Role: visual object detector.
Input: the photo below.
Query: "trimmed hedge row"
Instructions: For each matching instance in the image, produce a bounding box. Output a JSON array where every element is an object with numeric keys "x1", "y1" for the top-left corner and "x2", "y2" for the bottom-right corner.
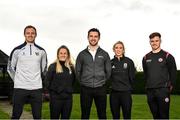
[
  {"x1": 133, "y1": 70, "x2": 180, "y2": 94},
  {"x1": 73, "y1": 70, "x2": 180, "y2": 95}
]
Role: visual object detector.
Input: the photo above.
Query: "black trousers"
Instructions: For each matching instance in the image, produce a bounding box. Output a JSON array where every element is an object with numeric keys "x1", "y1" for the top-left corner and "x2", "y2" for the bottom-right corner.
[
  {"x1": 80, "y1": 85, "x2": 107, "y2": 119},
  {"x1": 50, "y1": 91, "x2": 72, "y2": 119},
  {"x1": 11, "y1": 88, "x2": 42, "y2": 119},
  {"x1": 110, "y1": 90, "x2": 132, "y2": 119},
  {"x1": 147, "y1": 88, "x2": 170, "y2": 119}
]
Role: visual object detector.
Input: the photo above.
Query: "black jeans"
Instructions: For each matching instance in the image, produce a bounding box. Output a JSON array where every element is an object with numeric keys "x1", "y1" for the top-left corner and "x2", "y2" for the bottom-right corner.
[
  {"x1": 147, "y1": 88, "x2": 170, "y2": 119},
  {"x1": 110, "y1": 90, "x2": 132, "y2": 119},
  {"x1": 80, "y1": 85, "x2": 107, "y2": 119},
  {"x1": 11, "y1": 88, "x2": 42, "y2": 119},
  {"x1": 49, "y1": 91, "x2": 72, "y2": 119}
]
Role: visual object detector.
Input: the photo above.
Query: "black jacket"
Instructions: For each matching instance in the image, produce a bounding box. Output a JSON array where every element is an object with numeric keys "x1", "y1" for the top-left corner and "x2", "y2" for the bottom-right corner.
[
  {"x1": 110, "y1": 56, "x2": 136, "y2": 91},
  {"x1": 45, "y1": 61, "x2": 75, "y2": 97},
  {"x1": 142, "y1": 49, "x2": 177, "y2": 89},
  {"x1": 75, "y1": 47, "x2": 111, "y2": 88}
]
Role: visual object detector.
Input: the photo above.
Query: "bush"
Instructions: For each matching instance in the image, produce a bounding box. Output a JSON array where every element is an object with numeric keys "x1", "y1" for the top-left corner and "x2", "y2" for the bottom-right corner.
[{"x1": 73, "y1": 70, "x2": 180, "y2": 95}]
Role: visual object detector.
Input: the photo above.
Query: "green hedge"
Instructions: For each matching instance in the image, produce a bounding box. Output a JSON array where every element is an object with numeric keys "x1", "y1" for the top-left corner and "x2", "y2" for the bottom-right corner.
[
  {"x1": 173, "y1": 70, "x2": 180, "y2": 94},
  {"x1": 132, "y1": 71, "x2": 146, "y2": 94},
  {"x1": 73, "y1": 70, "x2": 180, "y2": 95},
  {"x1": 133, "y1": 70, "x2": 180, "y2": 95}
]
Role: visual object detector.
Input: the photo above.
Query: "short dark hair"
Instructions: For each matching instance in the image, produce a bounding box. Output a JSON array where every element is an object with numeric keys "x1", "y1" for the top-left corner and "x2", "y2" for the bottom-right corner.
[
  {"x1": 149, "y1": 32, "x2": 161, "y2": 39},
  {"x1": 24, "y1": 25, "x2": 37, "y2": 36},
  {"x1": 87, "y1": 28, "x2": 100, "y2": 38}
]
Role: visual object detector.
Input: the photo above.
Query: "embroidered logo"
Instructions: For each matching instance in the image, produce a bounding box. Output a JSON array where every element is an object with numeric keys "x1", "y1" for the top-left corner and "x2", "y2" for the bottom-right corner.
[
  {"x1": 165, "y1": 97, "x2": 169, "y2": 103},
  {"x1": 98, "y1": 56, "x2": 104, "y2": 59},
  {"x1": 146, "y1": 59, "x2": 152, "y2": 63},
  {"x1": 158, "y1": 58, "x2": 163, "y2": 62},
  {"x1": 123, "y1": 63, "x2": 128, "y2": 69}
]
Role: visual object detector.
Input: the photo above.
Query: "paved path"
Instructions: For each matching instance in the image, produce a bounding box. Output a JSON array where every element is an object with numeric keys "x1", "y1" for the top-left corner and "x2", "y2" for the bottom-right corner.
[{"x1": 0, "y1": 99, "x2": 33, "y2": 119}]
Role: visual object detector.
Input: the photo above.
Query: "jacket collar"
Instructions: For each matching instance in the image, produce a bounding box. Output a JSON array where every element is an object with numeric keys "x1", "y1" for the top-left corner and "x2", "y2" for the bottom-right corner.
[
  {"x1": 114, "y1": 55, "x2": 125, "y2": 61},
  {"x1": 24, "y1": 41, "x2": 35, "y2": 46},
  {"x1": 86, "y1": 46, "x2": 101, "y2": 52}
]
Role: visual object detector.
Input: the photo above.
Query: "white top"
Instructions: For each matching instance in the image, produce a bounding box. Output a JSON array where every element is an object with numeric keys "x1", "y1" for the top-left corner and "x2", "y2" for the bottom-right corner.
[
  {"x1": 7, "y1": 42, "x2": 47, "y2": 90},
  {"x1": 88, "y1": 46, "x2": 99, "y2": 61}
]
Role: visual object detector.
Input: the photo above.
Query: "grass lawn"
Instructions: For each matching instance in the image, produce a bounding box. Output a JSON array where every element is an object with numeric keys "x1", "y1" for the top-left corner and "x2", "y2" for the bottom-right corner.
[
  {"x1": 0, "y1": 108, "x2": 10, "y2": 119},
  {"x1": 24, "y1": 94, "x2": 180, "y2": 119}
]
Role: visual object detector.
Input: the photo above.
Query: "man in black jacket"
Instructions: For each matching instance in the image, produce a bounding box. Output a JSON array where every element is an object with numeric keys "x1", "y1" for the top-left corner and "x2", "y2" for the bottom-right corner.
[
  {"x1": 76, "y1": 28, "x2": 111, "y2": 119},
  {"x1": 142, "y1": 32, "x2": 177, "y2": 119}
]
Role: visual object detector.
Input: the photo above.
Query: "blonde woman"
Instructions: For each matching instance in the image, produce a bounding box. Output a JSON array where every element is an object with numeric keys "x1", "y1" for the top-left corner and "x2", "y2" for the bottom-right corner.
[
  {"x1": 110, "y1": 41, "x2": 136, "y2": 119},
  {"x1": 45, "y1": 45, "x2": 75, "y2": 119}
]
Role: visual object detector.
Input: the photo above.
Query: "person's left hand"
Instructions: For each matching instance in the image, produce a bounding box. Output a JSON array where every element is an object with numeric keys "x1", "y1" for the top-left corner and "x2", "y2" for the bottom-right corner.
[{"x1": 169, "y1": 85, "x2": 173, "y2": 93}]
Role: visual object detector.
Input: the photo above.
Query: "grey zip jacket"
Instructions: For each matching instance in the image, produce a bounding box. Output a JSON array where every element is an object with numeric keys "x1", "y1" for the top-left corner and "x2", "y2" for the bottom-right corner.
[
  {"x1": 7, "y1": 42, "x2": 47, "y2": 90},
  {"x1": 75, "y1": 47, "x2": 111, "y2": 88}
]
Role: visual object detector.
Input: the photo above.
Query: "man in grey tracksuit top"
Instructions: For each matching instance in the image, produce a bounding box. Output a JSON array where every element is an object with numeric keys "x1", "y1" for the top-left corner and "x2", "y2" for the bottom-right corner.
[
  {"x1": 76, "y1": 28, "x2": 111, "y2": 119},
  {"x1": 7, "y1": 25, "x2": 47, "y2": 119}
]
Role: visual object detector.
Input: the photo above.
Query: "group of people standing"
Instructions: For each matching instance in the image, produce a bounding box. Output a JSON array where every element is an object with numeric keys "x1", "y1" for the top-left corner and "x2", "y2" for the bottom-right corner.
[{"x1": 7, "y1": 25, "x2": 177, "y2": 119}]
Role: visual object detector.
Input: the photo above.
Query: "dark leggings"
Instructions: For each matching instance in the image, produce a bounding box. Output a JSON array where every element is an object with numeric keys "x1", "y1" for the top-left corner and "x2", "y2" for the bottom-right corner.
[
  {"x1": 110, "y1": 90, "x2": 132, "y2": 119},
  {"x1": 50, "y1": 92, "x2": 72, "y2": 119}
]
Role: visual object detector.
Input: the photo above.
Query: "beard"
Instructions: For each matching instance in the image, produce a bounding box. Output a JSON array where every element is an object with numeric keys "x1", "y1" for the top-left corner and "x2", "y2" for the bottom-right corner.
[{"x1": 89, "y1": 41, "x2": 98, "y2": 46}]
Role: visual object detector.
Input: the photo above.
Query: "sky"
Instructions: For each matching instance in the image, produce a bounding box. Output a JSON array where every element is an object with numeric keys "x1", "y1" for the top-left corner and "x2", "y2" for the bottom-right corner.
[{"x1": 0, "y1": 0, "x2": 180, "y2": 71}]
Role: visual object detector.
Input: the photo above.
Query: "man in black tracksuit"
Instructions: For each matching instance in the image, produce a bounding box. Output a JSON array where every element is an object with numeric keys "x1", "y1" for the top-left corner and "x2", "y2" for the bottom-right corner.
[
  {"x1": 142, "y1": 32, "x2": 177, "y2": 119},
  {"x1": 76, "y1": 28, "x2": 111, "y2": 119},
  {"x1": 110, "y1": 41, "x2": 136, "y2": 119}
]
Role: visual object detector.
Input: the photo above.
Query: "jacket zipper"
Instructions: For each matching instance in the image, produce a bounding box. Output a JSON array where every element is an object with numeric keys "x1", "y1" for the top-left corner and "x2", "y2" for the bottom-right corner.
[
  {"x1": 88, "y1": 50, "x2": 95, "y2": 88},
  {"x1": 93, "y1": 58, "x2": 95, "y2": 88},
  {"x1": 93, "y1": 51, "x2": 98, "y2": 88},
  {"x1": 30, "y1": 45, "x2": 32, "y2": 55}
]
